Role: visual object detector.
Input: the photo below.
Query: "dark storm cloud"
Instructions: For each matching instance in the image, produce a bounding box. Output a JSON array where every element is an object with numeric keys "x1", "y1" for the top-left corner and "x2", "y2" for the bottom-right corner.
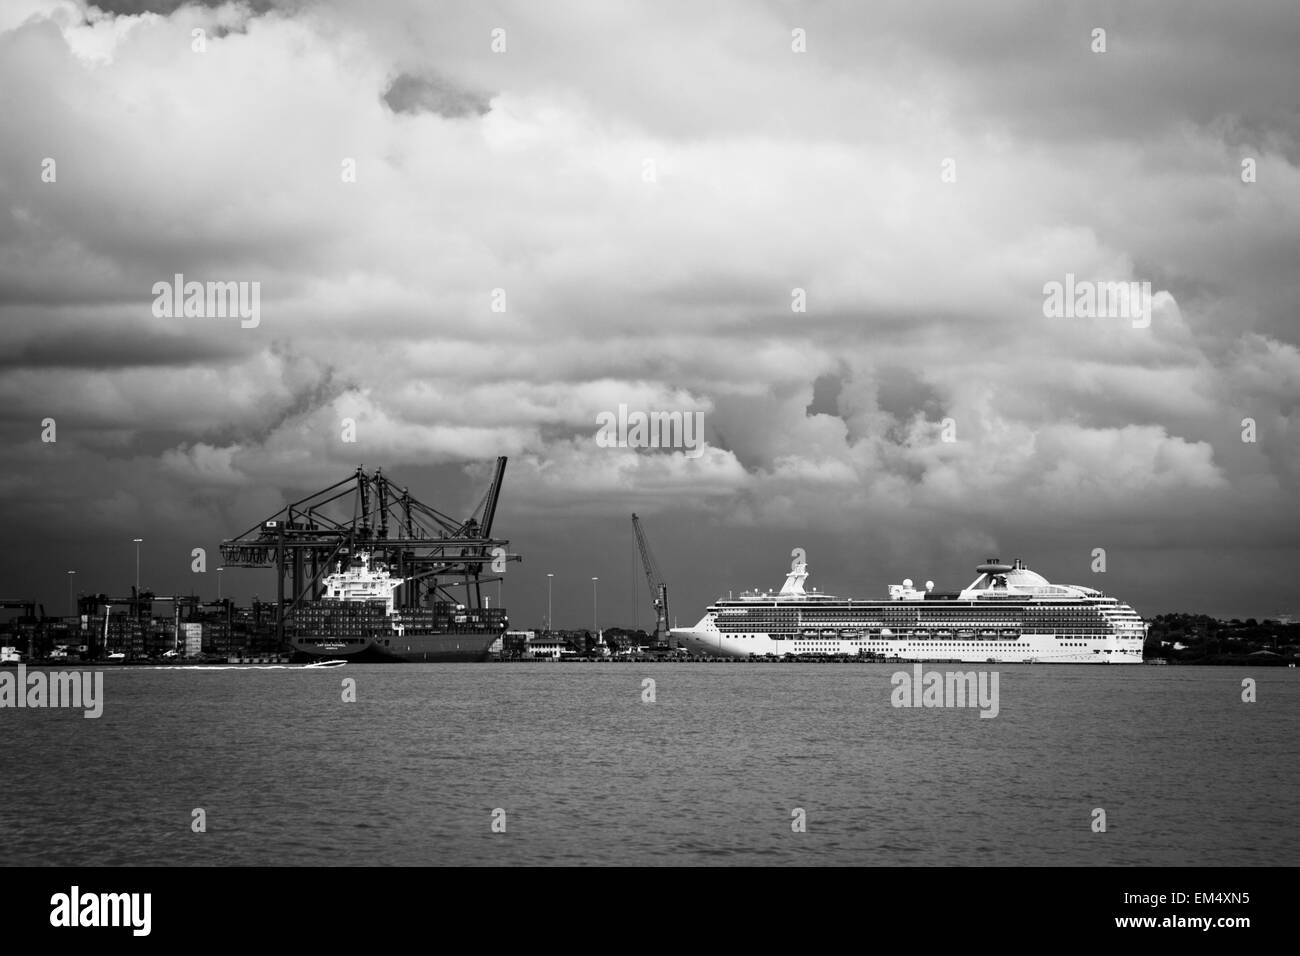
[
  {"x1": 874, "y1": 367, "x2": 944, "y2": 425},
  {"x1": 89, "y1": 0, "x2": 280, "y2": 13},
  {"x1": 0, "y1": 0, "x2": 1296, "y2": 625},
  {"x1": 805, "y1": 371, "x2": 843, "y2": 417},
  {"x1": 782, "y1": 0, "x2": 1300, "y2": 154},
  {"x1": 381, "y1": 72, "x2": 491, "y2": 118},
  {"x1": 240, "y1": 352, "x2": 351, "y2": 444},
  {"x1": 0, "y1": 325, "x2": 248, "y2": 370}
]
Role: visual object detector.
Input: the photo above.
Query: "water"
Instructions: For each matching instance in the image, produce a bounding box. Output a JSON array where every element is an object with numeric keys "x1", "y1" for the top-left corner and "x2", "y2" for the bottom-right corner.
[{"x1": 2, "y1": 664, "x2": 1296, "y2": 866}]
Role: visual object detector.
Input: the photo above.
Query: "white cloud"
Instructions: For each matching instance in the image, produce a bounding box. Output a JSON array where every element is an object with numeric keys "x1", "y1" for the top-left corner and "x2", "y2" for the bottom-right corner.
[{"x1": 0, "y1": 0, "x2": 1297, "y2": 618}]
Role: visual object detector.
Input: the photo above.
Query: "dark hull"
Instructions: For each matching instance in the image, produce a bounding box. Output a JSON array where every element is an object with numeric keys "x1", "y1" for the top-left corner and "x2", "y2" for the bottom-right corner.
[{"x1": 291, "y1": 631, "x2": 500, "y2": 663}]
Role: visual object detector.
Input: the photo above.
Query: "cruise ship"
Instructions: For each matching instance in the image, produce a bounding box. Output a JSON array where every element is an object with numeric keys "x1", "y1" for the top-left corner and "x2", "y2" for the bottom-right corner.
[
  {"x1": 290, "y1": 552, "x2": 507, "y2": 662},
  {"x1": 672, "y1": 556, "x2": 1147, "y2": 663}
]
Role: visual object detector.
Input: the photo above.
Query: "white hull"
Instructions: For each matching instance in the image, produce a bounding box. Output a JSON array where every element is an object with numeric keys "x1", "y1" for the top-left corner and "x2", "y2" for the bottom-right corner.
[{"x1": 671, "y1": 624, "x2": 1143, "y2": 663}]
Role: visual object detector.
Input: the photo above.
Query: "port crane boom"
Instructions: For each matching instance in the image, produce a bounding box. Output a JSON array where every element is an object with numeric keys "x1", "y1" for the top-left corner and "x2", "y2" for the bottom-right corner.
[{"x1": 631, "y1": 513, "x2": 671, "y2": 647}]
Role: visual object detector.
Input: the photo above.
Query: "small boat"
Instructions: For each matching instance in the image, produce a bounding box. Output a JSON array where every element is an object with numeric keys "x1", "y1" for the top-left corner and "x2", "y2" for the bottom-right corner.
[{"x1": 303, "y1": 659, "x2": 347, "y2": 668}]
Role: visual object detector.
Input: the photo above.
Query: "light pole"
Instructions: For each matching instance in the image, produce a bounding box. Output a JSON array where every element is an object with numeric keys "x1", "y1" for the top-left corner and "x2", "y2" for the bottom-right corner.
[
  {"x1": 547, "y1": 573, "x2": 554, "y2": 633},
  {"x1": 217, "y1": 567, "x2": 224, "y2": 603},
  {"x1": 66, "y1": 570, "x2": 75, "y2": 618},
  {"x1": 133, "y1": 538, "x2": 143, "y2": 615},
  {"x1": 592, "y1": 576, "x2": 599, "y2": 636}
]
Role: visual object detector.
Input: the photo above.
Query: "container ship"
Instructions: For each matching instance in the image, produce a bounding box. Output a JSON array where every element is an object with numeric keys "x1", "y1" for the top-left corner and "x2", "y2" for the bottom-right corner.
[
  {"x1": 290, "y1": 551, "x2": 507, "y2": 662},
  {"x1": 672, "y1": 556, "x2": 1147, "y2": 663}
]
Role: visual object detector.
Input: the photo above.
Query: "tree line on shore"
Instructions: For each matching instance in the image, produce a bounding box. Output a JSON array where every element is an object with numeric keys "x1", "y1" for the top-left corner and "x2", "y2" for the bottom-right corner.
[{"x1": 1145, "y1": 613, "x2": 1298, "y2": 664}]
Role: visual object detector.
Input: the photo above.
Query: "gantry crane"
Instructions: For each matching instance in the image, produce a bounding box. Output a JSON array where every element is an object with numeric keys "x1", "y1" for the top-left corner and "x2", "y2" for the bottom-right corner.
[
  {"x1": 631, "y1": 513, "x2": 671, "y2": 647},
  {"x1": 220, "y1": 457, "x2": 519, "y2": 645}
]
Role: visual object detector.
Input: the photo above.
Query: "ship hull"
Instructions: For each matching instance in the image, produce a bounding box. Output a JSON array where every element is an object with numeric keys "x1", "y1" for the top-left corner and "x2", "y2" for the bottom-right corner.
[
  {"x1": 291, "y1": 631, "x2": 500, "y2": 663},
  {"x1": 671, "y1": 627, "x2": 1144, "y2": 663}
]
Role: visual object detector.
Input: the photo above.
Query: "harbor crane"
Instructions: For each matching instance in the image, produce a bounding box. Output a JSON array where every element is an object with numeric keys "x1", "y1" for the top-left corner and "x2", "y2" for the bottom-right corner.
[
  {"x1": 219, "y1": 456, "x2": 520, "y2": 645},
  {"x1": 631, "y1": 513, "x2": 672, "y2": 648}
]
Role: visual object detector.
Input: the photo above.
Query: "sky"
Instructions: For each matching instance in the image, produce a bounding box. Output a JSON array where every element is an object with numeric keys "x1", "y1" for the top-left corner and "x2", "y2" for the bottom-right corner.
[{"x1": 1, "y1": 0, "x2": 1297, "y2": 627}]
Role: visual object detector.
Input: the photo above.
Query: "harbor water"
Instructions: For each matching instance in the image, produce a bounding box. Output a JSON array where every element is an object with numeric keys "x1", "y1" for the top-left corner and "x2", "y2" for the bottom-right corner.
[{"x1": 2, "y1": 664, "x2": 1296, "y2": 866}]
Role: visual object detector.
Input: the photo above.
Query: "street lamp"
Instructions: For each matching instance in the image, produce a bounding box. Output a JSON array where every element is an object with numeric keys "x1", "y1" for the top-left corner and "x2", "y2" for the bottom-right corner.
[
  {"x1": 131, "y1": 537, "x2": 144, "y2": 631},
  {"x1": 547, "y1": 573, "x2": 554, "y2": 633},
  {"x1": 66, "y1": 570, "x2": 75, "y2": 618},
  {"x1": 592, "y1": 576, "x2": 599, "y2": 635},
  {"x1": 132, "y1": 538, "x2": 143, "y2": 613}
]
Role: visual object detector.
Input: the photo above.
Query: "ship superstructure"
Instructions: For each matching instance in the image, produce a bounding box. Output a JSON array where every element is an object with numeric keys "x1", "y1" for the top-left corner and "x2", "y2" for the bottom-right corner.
[{"x1": 672, "y1": 556, "x2": 1146, "y2": 663}]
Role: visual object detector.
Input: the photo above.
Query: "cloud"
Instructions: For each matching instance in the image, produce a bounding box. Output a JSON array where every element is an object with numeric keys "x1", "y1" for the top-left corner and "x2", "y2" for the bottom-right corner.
[
  {"x1": 381, "y1": 71, "x2": 490, "y2": 117},
  {"x1": 0, "y1": 0, "x2": 1297, "y2": 620}
]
